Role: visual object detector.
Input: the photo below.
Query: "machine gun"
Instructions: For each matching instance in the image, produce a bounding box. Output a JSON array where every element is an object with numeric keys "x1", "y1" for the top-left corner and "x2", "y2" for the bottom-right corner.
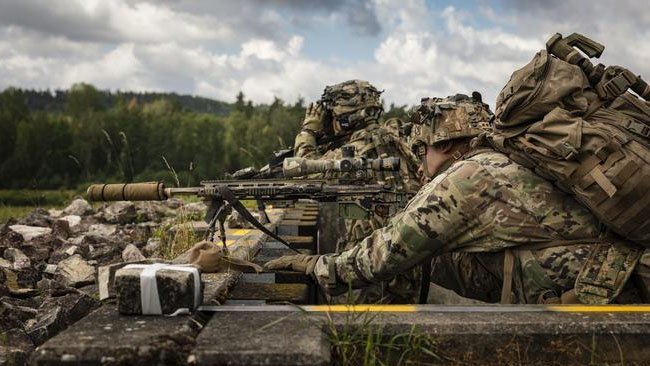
[{"x1": 86, "y1": 155, "x2": 409, "y2": 254}]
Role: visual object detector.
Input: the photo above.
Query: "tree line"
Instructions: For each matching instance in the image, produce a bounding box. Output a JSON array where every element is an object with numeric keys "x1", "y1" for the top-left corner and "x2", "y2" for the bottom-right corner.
[{"x1": 0, "y1": 83, "x2": 408, "y2": 189}]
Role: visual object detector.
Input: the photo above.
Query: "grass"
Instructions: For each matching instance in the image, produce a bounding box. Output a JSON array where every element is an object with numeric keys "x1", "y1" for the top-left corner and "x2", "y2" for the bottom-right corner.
[
  {"x1": 0, "y1": 189, "x2": 83, "y2": 224},
  {"x1": 324, "y1": 310, "x2": 443, "y2": 366},
  {"x1": 153, "y1": 206, "x2": 199, "y2": 260}
]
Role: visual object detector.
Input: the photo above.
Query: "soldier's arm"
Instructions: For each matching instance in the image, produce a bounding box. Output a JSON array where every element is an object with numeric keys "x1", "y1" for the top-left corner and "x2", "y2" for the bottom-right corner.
[
  {"x1": 294, "y1": 102, "x2": 327, "y2": 159},
  {"x1": 293, "y1": 130, "x2": 320, "y2": 159},
  {"x1": 313, "y1": 167, "x2": 474, "y2": 293}
]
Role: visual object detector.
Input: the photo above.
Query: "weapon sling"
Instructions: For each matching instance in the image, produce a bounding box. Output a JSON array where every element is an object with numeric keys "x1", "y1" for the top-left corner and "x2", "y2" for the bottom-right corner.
[{"x1": 217, "y1": 186, "x2": 301, "y2": 254}]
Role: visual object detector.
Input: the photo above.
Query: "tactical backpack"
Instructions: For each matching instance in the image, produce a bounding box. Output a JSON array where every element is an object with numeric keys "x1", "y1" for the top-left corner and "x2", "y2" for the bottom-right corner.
[{"x1": 488, "y1": 32, "x2": 650, "y2": 248}]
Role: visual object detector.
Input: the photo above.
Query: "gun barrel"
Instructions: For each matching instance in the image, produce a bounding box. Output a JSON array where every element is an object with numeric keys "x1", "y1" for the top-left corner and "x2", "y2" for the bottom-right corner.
[{"x1": 87, "y1": 182, "x2": 169, "y2": 202}]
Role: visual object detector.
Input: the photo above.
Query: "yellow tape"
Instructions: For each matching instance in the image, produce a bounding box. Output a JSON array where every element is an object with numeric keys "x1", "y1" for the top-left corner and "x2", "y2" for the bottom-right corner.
[
  {"x1": 303, "y1": 305, "x2": 417, "y2": 312},
  {"x1": 228, "y1": 229, "x2": 253, "y2": 236},
  {"x1": 546, "y1": 305, "x2": 650, "y2": 313}
]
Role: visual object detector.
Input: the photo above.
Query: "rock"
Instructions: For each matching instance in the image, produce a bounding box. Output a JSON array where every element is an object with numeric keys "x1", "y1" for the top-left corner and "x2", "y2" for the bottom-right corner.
[
  {"x1": 0, "y1": 257, "x2": 12, "y2": 269},
  {"x1": 68, "y1": 235, "x2": 84, "y2": 246},
  {"x1": 134, "y1": 202, "x2": 172, "y2": 222},
  {"x1": 51, "y1": 219, "x2": 71, "y2": 239},
  {"x1": 65, "y1": 245, "x2": 80, "y2": 256},
  {"x1": 122, "y1": 244, "x2": 145, "y2": 262},
  {"x1": 9, "y1": 225, "x2": 52, "y2": 241},
  {"x1": 164, "y1": 198, "x2": 183, "y2": 209},
  {"x1": 1, "y1": 268, "x2": 40, "y2": 298},
  {"x1": 0, "y1": 328, "x2": 34, "y2": 366},
  {"x1": 25, "y1": 289, "x2": 99, "y2": 346},
  {"x1": 143, "y1": 238, "x2": 162, "y2": 257},
  {"x1": 48, "y1": 208, "x2": 63, "y2": 218},
  {"x1": 21, "y1": 240, "x2": 55, "y2": 264},
  {"x1": 1, "y1": 300, "x2": 38, "y2": 323},
  {"x1": 183, "y1": 202, "x2": 206, "y2": 217},
  {"x1": 43, "y1": 264, "x2": 57, "y2": 275},
  {"x1": 37, "y1": 278, "x2": 52, "y2": 291},
  {"x1": 17, "y1": 208, "x2": 52, "y2": 227},
  {"x1": 87, "y1": 244, "x2": 119, "y2": 264},
  {"x1": 0, "y1": 223, "x2": 24, "y2": 248},
  {"x1": 55, "y1": 255, "x2": 95, "y2": 288},
  {"x1": 4, "y1": 247, "x2": 31, "y2": 270},
  {"x1": 115, "y1": 264, "x2": 202, "y2": 315},
  {"x1": 87, "y1": 224, "x2": 116, "y2": 238},
  {"x1": 1, "y1": 267, "x2": 39, "y2": 290},
  {"x1": 62, "y1": 198, "x2": 93, "y2": 216},
  {"x1": 60, "y1": 215, "x2": 81, "y2": 228},
  {"x1": 102, "y1": 201, "x2": 137, "y2": 224}
]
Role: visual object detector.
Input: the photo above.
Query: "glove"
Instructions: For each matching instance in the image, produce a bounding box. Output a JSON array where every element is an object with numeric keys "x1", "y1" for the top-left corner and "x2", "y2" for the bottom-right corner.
[
  {"x1": 301, "y1": 102, "x2": 326, "y2": 136},
  {"x1": 264, "y1": 254, "x2": 320, "y2": 275}
]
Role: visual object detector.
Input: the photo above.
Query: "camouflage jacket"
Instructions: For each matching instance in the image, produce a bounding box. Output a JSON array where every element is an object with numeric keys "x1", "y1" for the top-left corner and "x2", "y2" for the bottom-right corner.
[
  {"x1": 314, "y1": 149, "x2": 640, "y2": 304},
  {"x1": 294, "y1": 119, "x2": 423, "y2": 303},
  {"x1": 294, "y1": 120, "x2": 421, "y2": 243}
]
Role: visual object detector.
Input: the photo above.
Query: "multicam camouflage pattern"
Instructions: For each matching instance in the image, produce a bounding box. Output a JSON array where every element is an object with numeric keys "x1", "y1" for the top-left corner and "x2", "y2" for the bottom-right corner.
[
  {"x1": 314, "y1": 149, "x2": 641, "y2": 304},
  {"x1": 293, "y1": 82, "x2": 422, "y2": 303},
  {"x1": 321, "y1": 79, "x2": 382, "y2": 117},
  {"x1": 409, "y1": 94, "x2": 493, "y2": 148}
]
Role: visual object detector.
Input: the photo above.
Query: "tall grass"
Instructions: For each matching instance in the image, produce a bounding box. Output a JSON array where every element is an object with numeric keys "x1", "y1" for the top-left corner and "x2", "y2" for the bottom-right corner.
[{"x1": 324, "y1": 310, "x2": 443, "y2": 366}]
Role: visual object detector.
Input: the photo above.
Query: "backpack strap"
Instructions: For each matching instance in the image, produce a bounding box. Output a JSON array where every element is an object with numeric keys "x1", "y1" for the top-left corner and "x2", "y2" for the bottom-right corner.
[
  {"x1": 595, "y1": 67, "x2": 650, "y2": 102},
  {"x1": 499, "y1": 238, "x2": 609, "y2": 304}
]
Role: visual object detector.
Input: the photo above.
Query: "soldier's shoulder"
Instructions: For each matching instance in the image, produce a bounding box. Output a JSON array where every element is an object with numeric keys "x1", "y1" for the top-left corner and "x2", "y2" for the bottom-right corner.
[{"x1": 438, "y1": 149, "x2": 511, "y2": 188}]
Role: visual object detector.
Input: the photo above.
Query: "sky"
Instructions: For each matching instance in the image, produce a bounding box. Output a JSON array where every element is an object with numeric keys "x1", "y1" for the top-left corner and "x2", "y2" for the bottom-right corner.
[{"x1": 0, "y1": 0, "x2": 648, "y2": 109}]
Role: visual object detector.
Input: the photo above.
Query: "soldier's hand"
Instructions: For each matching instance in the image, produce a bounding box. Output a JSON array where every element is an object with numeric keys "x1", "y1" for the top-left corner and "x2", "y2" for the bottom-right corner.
[
  {"x1": 301, "y1": 102, "x2": 326, "y2": 135},
  {"x1": 264, "y1": 254, "x2": 320, "y2": 275}
]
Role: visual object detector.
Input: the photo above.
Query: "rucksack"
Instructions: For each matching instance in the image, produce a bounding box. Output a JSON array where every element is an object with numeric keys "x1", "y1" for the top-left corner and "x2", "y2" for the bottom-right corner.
[{"x1": 488, "y1": 32, "x2": 650, "y2": 248}]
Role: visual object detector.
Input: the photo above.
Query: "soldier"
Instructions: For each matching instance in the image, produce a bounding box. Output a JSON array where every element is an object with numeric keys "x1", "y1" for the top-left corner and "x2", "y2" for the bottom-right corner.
[
  {"x1": 267, "y1": 93, "x2": 647, "y2": 305},
  {"x1": 294, "y1": 80, "x2": 422, "y2": 303}
]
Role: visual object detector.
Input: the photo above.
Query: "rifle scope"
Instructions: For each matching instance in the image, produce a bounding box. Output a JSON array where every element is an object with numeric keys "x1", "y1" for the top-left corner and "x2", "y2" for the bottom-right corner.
[{"x1": 282, "y1": 156, "x2": 400, "y2": 178}]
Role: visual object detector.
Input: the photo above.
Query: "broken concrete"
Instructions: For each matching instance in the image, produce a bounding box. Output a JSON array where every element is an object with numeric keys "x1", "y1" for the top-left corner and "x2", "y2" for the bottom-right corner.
[
  {"x1": 4, "y1": 247, "x2": 31, "y2": 270},
  {"x1": 121, "y1": 243, "x2": 145, "y2": 262},
  {"x1": 86, "y1": 223, "x2": 117, "y2": 238},
  {"x1": 0, "y1": 328, "x2": 35, "y2": 366},
  {"x1": 115, "y1": 265, "x2": 201, "y2": 315},
  {"x1": 102, "y1": 201, "x2": 137, "y2": 224},
  {"x1": 54, "y1": 255, "x2": 95, "y2": 288},
  {"x1": 9, "y1": 225, "x2": 52, "y2": 242},
  {"x1": 62, "y1": 198, "x2": 93, "y2": 216},
  {"x1": 25, "y1": 289, "x2": 99, "y2": 346}
]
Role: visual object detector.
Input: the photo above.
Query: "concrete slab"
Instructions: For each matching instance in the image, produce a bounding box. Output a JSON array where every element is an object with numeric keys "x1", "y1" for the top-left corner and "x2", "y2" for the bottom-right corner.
[
  {"x1": 196, "y1": 305, "x2": 650, "y2": 365},
  {"x1": 192, "y1": 311, "x2": 330, "y2": 366},
  {"x1": 30, "y1": 305, "x2": 202, "y2": 365}
]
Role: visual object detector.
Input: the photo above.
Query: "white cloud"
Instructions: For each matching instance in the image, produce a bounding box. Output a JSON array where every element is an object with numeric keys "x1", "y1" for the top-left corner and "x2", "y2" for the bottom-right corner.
[{"x1": 0, "y1": 0, "x2": 647, "y2": 111}]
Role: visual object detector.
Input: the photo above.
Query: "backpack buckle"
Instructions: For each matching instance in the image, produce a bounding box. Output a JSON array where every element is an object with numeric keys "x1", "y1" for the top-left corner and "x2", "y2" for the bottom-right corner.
[
  {"x1": 596, "y1": 69, "x2": 637, "y2": 100},
  {"x1": 624, "y1": 119, "x2": 650, "y2": 138}
]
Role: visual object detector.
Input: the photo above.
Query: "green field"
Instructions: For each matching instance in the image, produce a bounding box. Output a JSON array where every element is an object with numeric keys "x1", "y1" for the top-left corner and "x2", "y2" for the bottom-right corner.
[{"x1": 0, "y1": 189, "x2": 83, "y2": 224}]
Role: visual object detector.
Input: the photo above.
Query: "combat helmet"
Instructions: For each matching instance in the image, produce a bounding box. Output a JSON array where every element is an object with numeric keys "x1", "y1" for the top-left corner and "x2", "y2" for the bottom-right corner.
[
  {"x1": 320, "y1": 80, "x2": 383, "y2": 131},
  {"x1": 409, "y1": 92, "x2": 493, "y2": 153}
]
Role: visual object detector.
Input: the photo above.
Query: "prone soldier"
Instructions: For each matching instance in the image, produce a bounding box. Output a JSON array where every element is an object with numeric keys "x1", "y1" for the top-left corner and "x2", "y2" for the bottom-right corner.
[{"x1": 268, "y1": 93, "x2": 649, "y2": 305}]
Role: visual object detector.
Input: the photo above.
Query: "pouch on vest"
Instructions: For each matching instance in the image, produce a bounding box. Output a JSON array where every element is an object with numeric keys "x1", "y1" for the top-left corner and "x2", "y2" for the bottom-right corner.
[{"x1": 574, "y1": 241, "x2": 642, "y2": 304}]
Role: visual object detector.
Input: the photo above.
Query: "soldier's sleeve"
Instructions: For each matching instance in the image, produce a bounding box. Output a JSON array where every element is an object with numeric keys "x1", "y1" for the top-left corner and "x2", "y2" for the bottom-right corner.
[
  {"x1": 293, "y1": 130, "x2": 320, "y2": 159},
  {"x1": 313, "y1": 162, "x2": 480, "y2": 294}
]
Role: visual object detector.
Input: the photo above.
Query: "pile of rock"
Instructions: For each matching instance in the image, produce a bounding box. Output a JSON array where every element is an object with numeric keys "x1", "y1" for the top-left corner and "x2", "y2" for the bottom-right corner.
[{"x1": 0, "y1": 197, "x2": 188, "y2": 365}]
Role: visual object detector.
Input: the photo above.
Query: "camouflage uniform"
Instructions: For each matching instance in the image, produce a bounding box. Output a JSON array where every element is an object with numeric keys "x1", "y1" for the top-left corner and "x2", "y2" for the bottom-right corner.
[
  {"x1": 313, "y1": 148, "x2": 643, "y2": 304},
  {"x1": 304, "y1": 94, "x2": 645, "y2": 305},
  {"x1": 293, "y1": 80, "x2": 422, "y2": 303}
]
